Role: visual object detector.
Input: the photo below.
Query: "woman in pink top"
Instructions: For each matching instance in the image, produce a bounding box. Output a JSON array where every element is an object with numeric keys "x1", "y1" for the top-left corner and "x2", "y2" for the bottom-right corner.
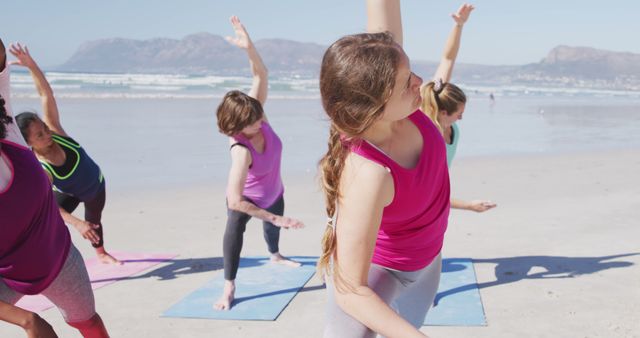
[
  {"x1": 317, "y1": 2, "x2": 449, "y2": 337},
  {"x1": 213, "y1": 16, "x2": 304, "y2": 311},
  {"x1": 0, "y1": 39, "x2": 109, "y2": 338}
]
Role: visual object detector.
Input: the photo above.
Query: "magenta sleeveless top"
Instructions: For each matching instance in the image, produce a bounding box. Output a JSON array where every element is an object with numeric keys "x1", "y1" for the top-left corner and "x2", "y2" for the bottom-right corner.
[
  {"x1": 0, "y1": 139, "x2": 71, "y2": 295},
  {"x1": 350, "y1": 111, "x2": 450, "y2": 271},
  {"x1": 233, "y1": 121, "x2": 284, "y2": 208}
]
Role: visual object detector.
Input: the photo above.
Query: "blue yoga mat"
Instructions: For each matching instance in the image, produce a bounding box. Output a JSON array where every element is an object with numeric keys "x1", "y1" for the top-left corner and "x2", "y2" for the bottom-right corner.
[
  {"x1": 163, "y1": 256, "x2": 317, "y2": 321},
  {"x1": 424, "y1": 258, "x2": 486, "y2": 326}
]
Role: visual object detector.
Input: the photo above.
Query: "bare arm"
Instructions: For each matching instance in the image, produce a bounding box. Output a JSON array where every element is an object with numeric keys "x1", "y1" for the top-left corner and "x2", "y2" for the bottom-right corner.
[
  {"x1": 226, "y1": 143, "x2": 303, "y2": 229},
  {"x1": 225, "y1": 16, "x2": 268, "y2": 108},
  {"x1": 433, "y1": 4, "x2": 474, "y2": 83},
  {"x1": 0, "y1": 39, "x2": 5, "y2": 72},
  {"x1": 36, "y1": 170, "x2": 101, "y2": 243},
  {"x1": 0, "y1": 301, "x2": 58, "y2": 338},
  {"x1": 59, "y1": 208, "x2": 102, "y2": 244},
  {"x1": 0, "y1": 40, "x2": 28, "y2": 146},
  {"x1": 451, "y1": 198, "x2": 496, "y2": 212},
  {"x1": 9, "y1": 43, "x2": 66, "y2": 136},
  {"x1": 367, "y1": 0, "x2": 403, "y2": 46},
  {"x1": 332, "y1": 155, "x2": 428, "y2": 338}
]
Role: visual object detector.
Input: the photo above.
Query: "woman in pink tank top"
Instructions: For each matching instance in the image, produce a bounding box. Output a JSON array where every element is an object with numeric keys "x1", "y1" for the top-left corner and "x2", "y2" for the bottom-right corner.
[
  {"x1": 317, "y1": 2, "x2": 450, "y2": 337},
  {"x1": 212, "y1": 16, "x2": 305, "y2": 311}
]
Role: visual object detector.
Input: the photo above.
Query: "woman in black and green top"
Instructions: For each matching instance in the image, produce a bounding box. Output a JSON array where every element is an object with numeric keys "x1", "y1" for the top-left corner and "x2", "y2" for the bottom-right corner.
[{"x1": 11, "y1": 43, "x2": 120, "y2": 265}]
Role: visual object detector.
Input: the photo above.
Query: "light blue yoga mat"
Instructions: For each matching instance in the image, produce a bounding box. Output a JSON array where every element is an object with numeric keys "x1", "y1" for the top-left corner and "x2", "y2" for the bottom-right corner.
[
  {"x1": 162, "y1": 256, "x2": 317, "y2": 321},
  {"x1": 424, "y1": 258, "x2": 487, "y2": 326}
]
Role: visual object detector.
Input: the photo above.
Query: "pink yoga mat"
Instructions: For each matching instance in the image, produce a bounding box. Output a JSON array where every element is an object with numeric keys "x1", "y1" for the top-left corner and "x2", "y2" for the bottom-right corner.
[{"x1": 15, "y1": 252, "x2": 177, "y2": 313}]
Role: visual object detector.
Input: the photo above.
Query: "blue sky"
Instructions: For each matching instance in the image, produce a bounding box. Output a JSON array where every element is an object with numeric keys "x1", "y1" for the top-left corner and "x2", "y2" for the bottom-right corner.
[{"x1": 2, "y1": 0, "x2": 637, "y2": 68}]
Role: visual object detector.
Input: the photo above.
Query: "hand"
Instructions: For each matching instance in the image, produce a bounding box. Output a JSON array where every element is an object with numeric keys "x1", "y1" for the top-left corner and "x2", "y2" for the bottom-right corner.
[
  {"x1": 8, "y1": 43, "x2": 36, "y2": 69},
  {"x1": 451, "y1": 3, "x2": 475, "y2": 26},
  {"x1": 225, "y1": 16, "x2": 252, "y2": 49},
  {"x1": 23, "y1": 312, "x2": 58, "y2": 338},
  {"x1": 467, "y1": 200, "x2": 496, "y2": 213},
  {"x1": 75, "y1": 221, "x2": 101, "y2": 244},
  {"x1": 273, "y1": 216, "x2": 305, "y2": 229}
]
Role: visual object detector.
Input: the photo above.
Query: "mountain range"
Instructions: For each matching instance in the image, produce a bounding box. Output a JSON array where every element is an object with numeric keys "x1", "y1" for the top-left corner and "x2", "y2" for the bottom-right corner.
[
  {"x1": 57, "y1": 33, "x2": 325, "y2": 77},
  {"x1": 56, "y1": 33, "x2": 640, "y2": 91}
]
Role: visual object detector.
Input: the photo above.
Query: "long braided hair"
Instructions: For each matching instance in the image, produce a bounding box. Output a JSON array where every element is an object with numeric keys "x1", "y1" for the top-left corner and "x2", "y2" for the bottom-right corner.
[{"x1": 317, "y1": 32, "x2": 402, "y2": 289}]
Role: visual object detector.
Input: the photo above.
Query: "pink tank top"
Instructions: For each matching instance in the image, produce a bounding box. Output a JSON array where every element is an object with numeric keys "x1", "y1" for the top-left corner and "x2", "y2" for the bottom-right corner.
[
  {"x1": 350, "y1": 110, "x2": 450, "y2": 271},
  {"x1": 233, "y1": 121, "x2": 284, "y2": 208},
  {"x1": 0, "y1": 139, "x2": 71, "y2": 294}
]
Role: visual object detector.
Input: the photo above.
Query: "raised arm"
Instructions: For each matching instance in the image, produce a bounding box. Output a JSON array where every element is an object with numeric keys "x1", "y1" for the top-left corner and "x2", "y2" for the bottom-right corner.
[
  {"x1": 226, "y1": 142, "x2": 303, "y2": 229},
  {"x1": 332, "y1": 157, "x2": 428, "y2": 338},
  {"x1": 225, "y1": 16, "x2": 268, "y2": 107},
  {"x1": 0, "y1": 39, "x2": 28, "y2": 146},
  {"x1": 433, "y1": 3, "x2": 474, "y2": 83},
  {"x1": 367, "y1": 0, "x2": 403, "y2": 46},
  {"x1": 9, "y1": 43, "x2": 67, "y2": 136}
]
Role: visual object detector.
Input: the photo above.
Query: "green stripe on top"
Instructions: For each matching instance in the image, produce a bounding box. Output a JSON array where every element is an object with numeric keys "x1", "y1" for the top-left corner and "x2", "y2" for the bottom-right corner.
[
  {"x1": 39, "y1": 136, "x2": 81, "y2": 180},
  {"x1": 51, "y1": 134, "x2": 80, "y2": 148},
  {"x1": 40, "y1": 163, "x2": 54, "y2": 179}
]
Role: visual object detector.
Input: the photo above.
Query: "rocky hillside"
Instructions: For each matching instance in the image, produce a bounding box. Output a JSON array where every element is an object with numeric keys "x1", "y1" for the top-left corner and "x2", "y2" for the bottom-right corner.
[
  {"x1": 57, "y1": 37, "x2": 640, "y2": 90},
  {"x1": 57, "y1": 33, "x2": 325, "y2": 76}
]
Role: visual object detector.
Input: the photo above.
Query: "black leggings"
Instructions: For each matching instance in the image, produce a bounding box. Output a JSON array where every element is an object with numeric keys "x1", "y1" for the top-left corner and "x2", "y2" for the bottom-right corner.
[
  {"x1": 223, "y1": 195, "x2": 284, "y2": 280},
  {"x1": 55, "y1": 187, "x2": 106, "y2": 248}
]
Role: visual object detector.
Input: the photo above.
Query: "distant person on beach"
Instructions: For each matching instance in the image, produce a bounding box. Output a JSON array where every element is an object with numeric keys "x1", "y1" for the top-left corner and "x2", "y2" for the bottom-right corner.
[
  {"x1": 1, "y1": 38, "x2": 110, "y2": 338},
  {"x1": 420, "y1": 4, "x2": 496, "y2": 213},
  {"x1": 213, "y1": 16, "x2": 304, "y2": 311},
  {"x1": 11, "y1": 44, "x2": 121, "y2": 265},
  {"x1": 317, "y1": 1, "x2": 449, "y2": 337}
]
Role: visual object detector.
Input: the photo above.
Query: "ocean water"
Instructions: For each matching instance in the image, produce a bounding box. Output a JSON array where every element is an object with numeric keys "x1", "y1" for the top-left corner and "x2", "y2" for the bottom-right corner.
[
  {"x1": 10, "y1": 71, "x2": 319, "y2": 99},
  {"x1": 9, "y1": 71, "x2": 640, "y2": 193}
]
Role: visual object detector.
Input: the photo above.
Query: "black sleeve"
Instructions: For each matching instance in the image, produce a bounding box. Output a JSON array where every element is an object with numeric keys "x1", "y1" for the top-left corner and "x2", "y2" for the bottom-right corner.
[{"x1": 230, "y1": 143, "x2": 249, "y2": 151}]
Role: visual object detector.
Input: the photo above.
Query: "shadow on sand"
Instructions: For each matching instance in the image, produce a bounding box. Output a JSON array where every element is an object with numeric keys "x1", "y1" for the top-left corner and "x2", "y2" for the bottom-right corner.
[
  {"x1": 90, "y1": 257, "x2": 226, "y2": 284},
  {"x1": 90, "y1": 256, "x2": 319, "y2": 284},
  {"x1": 434, "y1": 253, "x2": 639, "y2": 306}
]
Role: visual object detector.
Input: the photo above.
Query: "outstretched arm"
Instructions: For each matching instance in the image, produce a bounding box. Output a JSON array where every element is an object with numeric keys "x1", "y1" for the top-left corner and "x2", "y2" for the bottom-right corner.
[
  {"x1": 225, "y1": 16, "x2": 269, "y2": 107},
  {"x1": 451, "y1": 198, "x2": 496, "y2": 212},
  {"x1": 226, "y1": 142, "x2": 304, "y2": 229},
  {"x1": 367, "y1": 0, "x2": 403, "y2": 46},
  {"x1": 9, "y1": 43, "x2": 67, "y2": 136},
  {"x1": 0, "y1": 39, "x2": 28, "y2": 146},
  {"x1": 433, "y1": 3, "x2": 474, "y2": 83},
  {"x1": 59, "y1": 207, "x2": 102, "y2": 244}
]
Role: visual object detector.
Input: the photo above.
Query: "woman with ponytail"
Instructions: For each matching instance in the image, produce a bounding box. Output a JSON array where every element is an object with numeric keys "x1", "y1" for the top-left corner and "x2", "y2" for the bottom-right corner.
[
  {"x1": 420, "y1": 4, "x2": 497, "y2": 213},
  {"x1": 318, "y1": 1, "x2": 449, "y2": 337}
]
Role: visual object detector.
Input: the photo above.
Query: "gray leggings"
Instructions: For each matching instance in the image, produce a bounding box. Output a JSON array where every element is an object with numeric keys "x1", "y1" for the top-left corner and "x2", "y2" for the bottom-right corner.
[
  {"x1": 324, "y1": 253, "x2": 442, "y2": 338},
  {"x1": 0, "y1": 244, "x2": 96, "y2": 323}
]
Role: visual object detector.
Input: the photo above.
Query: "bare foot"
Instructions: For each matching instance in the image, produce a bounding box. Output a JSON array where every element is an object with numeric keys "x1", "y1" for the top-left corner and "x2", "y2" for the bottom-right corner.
[
  {"x1": 213, "y1": 281, "x2": 235, "y2": 311},
  {"x1": 96, "y1": 248, "x2": 122, "y2": 265},
  {"x1": 270, "y1": 253, "x2": 302, "y2": 268}
]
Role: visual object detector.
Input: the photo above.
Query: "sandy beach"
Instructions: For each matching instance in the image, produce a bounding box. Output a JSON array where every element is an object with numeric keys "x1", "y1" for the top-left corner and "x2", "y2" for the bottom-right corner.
[
  {"x1": 2, "y1": 146, "x2": 638, "y2": 337},
  {"x1": 4, "y1": 0, "x2": 640, "y2": 334}
]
